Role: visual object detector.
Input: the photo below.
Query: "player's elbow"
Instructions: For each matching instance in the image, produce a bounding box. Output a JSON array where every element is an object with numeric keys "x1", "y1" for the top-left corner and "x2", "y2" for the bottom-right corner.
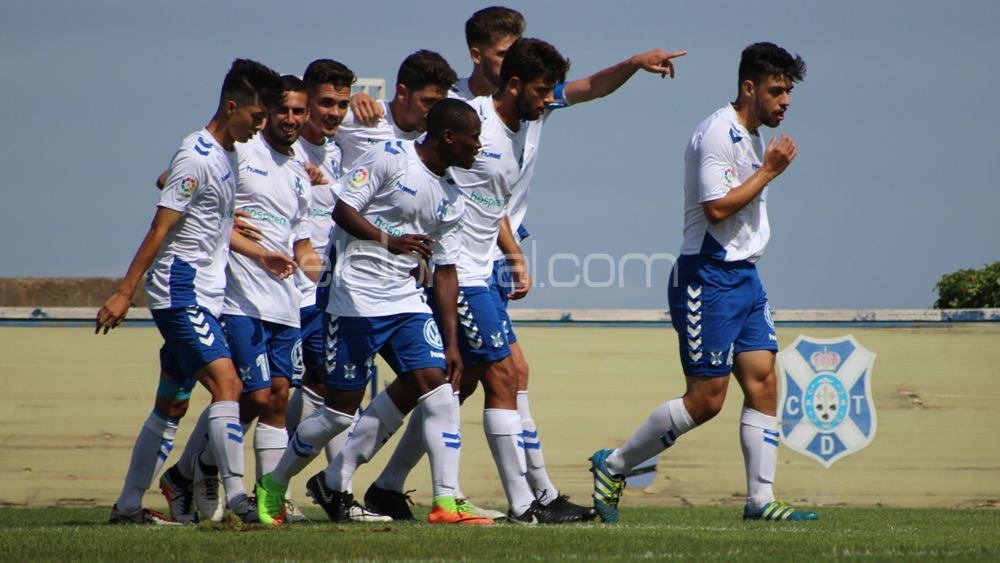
[{"x1": 702, "y1": 203, "x2": 727, "y2": 225}]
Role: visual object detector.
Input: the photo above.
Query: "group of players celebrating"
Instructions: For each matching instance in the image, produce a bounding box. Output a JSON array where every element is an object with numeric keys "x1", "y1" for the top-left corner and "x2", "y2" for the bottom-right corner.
[{"x1": 96, "y1": 5, "x2": 817, "y2": 527}]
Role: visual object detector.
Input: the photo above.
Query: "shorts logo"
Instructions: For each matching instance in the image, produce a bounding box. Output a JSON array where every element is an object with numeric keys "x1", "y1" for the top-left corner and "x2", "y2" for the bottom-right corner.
[
  {"x1": 186, "y1": 307, "x2": 214, "y2": 347},
  {"x1": 722, "y1": 167, "x2": 735, "y2": 189},
  {"x1": 291, "y1": 339, "x2": 304, "y2": 382},
  {"x1": 777, "y1": 335, "x2": 877, "y2": 468},
  {"x1": 348, "y1": 167, "x2": 369, "y2": 190},
  {"x1": 423, "y1": 319, "x2": 443, "y2": 349},
  {"x1": 324, "y1": 317, "x2": 339, "y2": 375},
  {"x1": 764, "y1": 303, "x2": 775, "y2": 330},
  {"x1": 343, "y1": 363, "x2": 356, "y2": 380},
  {"x1": 456, "y1": 291, "x2": 483, "y2": 349},
  {"x1": 685, "y1": 284, "x2": 703, "y2": 363},
  {"x1": 178, "y1": 176, "x2": 198, "y2": 200}
]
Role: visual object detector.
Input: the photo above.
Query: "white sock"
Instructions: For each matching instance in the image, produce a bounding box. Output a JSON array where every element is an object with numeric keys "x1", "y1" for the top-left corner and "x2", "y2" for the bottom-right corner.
[
  {"x1": 373, "y1": 403, "x2": 426, "y2": 493},
  {"x1": 324, "y1": 411, "x2": 357, "y2": 464},
  {"x1": 606, "y1": 397, "x2": 696, "y2": 475},
  {"x1": 272, "y1": 406, "x2": 353, "y2": 486},
  {"x1": 516, "y1": 391, "x2": 558, "y2": 503},
  {"x1": 117, "y1": 412, "x2": 178, "y2": 514},
  {"x1": 740, "y1": 407, "x2": 778, "y2": 510},
  {"x1": 198, "y1": 420, "x2": 250, "y2": 469},
  {"x1": 286, "y1": 386, "x2": 324, "y2": 437},
  {"x1": 177, "y1": 408, "x2": 210, "y2": 479},
  {"x1": 484, "y1": 408, "x2": 534, "y2": 516},
  {"x1": 206, "y1": 401, "x2": 247, "y2": 508},
  {"x1": 324, "y1": 391, "x2": 404, "y2": 494},
  {"x1": 420, "y1": 385, "x2": 461, "y2": 500},
  {"x1": 253, "y1": 423, "x2": 288, "y2": 480}
]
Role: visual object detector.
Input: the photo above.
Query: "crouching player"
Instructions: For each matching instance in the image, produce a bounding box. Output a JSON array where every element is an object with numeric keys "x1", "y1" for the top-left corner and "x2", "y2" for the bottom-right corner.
[{"x1": 255, "y1": 99, "x2": 492, "y2": 525}]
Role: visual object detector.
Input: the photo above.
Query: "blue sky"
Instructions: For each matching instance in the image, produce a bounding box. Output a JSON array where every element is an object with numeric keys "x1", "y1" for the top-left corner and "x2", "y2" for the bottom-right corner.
[{"x1": 1, "y1": 0, "x2": 996, "y2": 309}]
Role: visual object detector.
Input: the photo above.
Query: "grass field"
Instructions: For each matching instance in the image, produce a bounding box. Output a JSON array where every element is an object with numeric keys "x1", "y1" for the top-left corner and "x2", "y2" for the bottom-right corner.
[
  {"x1": 1, "y1": 322, "x2": 998, "y2": 560},
  {"x1": 2, "y1": 506, "x2": 999, "y2": 561}
]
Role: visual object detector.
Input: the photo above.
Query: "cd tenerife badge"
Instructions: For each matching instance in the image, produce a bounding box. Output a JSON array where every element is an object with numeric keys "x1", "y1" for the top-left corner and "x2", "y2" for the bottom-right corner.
[{"x1": 777, "y1": 335, "x2": 877, "y2": 468}]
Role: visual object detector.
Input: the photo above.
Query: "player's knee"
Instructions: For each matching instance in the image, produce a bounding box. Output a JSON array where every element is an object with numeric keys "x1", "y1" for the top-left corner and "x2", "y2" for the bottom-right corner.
[
  {"x1": 325, "y1": 389, "x2": 365, "y2": 415},
  {"x1": 683, "y1": 392, "x2": 726, "y2": 424},
  {"x1": 167, "y1": 399, "x2": 190, "y2": 420}
]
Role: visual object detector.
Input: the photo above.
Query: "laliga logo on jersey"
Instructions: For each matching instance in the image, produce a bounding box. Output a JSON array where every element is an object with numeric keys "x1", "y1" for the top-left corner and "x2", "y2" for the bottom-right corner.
[
  {"x1": 178, "y1": 176, "x2": 197, "y2": 200},
  {"x1": 777, "y1": 335, "x2": 877, "y2": 468},
  {"x1": 349, "y1": 167, "x2": 369, "y2": 190}
]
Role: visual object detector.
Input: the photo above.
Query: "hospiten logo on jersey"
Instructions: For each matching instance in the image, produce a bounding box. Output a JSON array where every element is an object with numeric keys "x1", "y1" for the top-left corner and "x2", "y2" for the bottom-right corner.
[{"x1": 777, "y1": 335, "x2": 877, "y2": 468}]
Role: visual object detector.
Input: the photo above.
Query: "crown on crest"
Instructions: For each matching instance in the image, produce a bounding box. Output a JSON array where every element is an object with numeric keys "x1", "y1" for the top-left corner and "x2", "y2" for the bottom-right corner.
[{"x1": 810, "y1": 347, "x2": 840, "y2": 372}]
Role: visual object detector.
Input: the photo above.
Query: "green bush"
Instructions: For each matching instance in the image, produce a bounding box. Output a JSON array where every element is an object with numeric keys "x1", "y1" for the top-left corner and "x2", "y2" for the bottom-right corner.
[{"x1": 933, "y1": 261, "x2": 1000, "y2": 308}]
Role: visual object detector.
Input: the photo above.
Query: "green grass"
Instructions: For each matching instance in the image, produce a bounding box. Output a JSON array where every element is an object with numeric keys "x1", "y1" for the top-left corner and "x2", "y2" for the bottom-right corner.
[{"x1": 1, "y1": 506, "x2": 998, "y2": 561}]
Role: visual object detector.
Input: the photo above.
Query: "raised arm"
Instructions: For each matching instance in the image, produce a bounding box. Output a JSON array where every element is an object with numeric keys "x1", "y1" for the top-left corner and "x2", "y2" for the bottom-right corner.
[
  {"x1": 563, "y1": 48, "x2": 687, "y2": 105},
  {"x1": 703, "y1": 135, "x2": 796, "y2": 224}
]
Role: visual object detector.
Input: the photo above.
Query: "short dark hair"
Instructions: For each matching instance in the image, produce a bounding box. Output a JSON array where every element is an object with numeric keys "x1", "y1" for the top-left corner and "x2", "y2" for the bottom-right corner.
[
  {"x1": 498, "y1": 38, "x2": 570, "y2": 88},
  {"x1": 738, "y1": 42, "x2": 806, "y2": 85},
  {"x1": 396, "y1": 50, "x2": 458, "y2": 92},
  {"x1": 465, "y1": 6, "x2": 525, "y2": 49},
  {"x1": 425, "y1": 99, "x2": 478, "y2": 138},
  {"x1": 281, "y1": 74, "x2": 307, "y2": 94},
  {"x1": 303, "y1": 59, "x2": 355, "y2": 93},
  {"x1": 219, "y1": 58, "x2": 283, "y2": 110}
]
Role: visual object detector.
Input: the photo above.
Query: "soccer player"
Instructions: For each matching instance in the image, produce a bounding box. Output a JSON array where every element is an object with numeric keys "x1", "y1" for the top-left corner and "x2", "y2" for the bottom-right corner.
[
  {"x1": 589, "y1": 42, "x2": 818, "y2": 523},
  {"x1": 367, "y1": 27, "x2": 686, "y2": 521},
  {"x1": 96, "y1": 59, "x2": 286, "y2": 524},
  {"x1": 283, "y1": 59, "x2": 355, "y2": 522},
  {"x1": 256, "y1": 99, "x2": 492, "y2": 526},
  {"x1": 335, "y1": 50, "x2": 456, "y2": 169},
  {"x1": 159, "y1": 75, "x2": 322, "y2": 525}
]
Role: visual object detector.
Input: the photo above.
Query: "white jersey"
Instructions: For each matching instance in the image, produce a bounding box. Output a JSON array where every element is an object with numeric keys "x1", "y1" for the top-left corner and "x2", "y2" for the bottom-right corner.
[
  {"x1": 328, "y1": 140, "x2": 464, "y2": 318},
  {"x1": 292, "y1": 136, "x2": 345, "y2": 308},
  {"x1": 146, "y1": 129, "x2": 236, "y2": 316},
  {"x1": 222, "y1": 135, "x2": 311, "y2": 327},
  {"x1": 680, "y1": 104, "x2": 769, "y2": 263},
  {"x1": 449, "y1": 77, "x2": 475, "y2": 101},
  {"x1": 334, "y1": 100, "x2": 421, "y2": 170}
]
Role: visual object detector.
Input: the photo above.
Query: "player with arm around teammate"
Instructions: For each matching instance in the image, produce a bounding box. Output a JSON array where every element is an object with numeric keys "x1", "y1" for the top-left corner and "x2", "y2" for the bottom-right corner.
[
  {"x1": 158, "y1": 75, "x2": 322, "y2": 525},
  {"x1": 256, "y1": 99, "x2": 494, "y2": 526},
  {"x1": 96, "y1": 59, "x2": 287, "y2": 524},
  {"x1": 282, "y1": 58, "x2": 355, "y2": 522},
  {"x1": 589, "y1": 42, "x2": 818, "y2": 523}
]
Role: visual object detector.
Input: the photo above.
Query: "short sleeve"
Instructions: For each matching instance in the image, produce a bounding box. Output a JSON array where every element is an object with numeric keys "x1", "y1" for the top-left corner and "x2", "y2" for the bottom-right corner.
[
  {"x1": 158, "y1": 148, "x2": 205, "y2": 213},
  {"x1": 337, "y1": 148, "x2": 387, "y2": 213},
  {"x1": 431, "y1": 198, "x2": 463, "y2": 266},
  {"x1": 696, "y1": 127, "x2": 738, "y2": 203}
]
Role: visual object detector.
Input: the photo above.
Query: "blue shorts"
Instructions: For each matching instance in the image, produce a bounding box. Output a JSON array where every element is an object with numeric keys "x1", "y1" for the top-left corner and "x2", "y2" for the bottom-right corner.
[
  {"x1": 152, "y1": 306, "x2": 230, "y2": 390},
  {"x1": 456, "y1": 286, "x2": 512, "y2": 366},
  {"x1": 299, "y1": 304, "x2": 327, "y2": 386},
  {"x1": 489, "y1": 259, "x2": 518, "y2": 345},
  {"x1": 667, "y1": 255, "x2": 777, "y2": 377},
  {"x1": 222, "y1": 315, "x2": 303, "y2": 393},
  {"x1": 324, "y1": 312, "x2": 445, "y2": 391}
]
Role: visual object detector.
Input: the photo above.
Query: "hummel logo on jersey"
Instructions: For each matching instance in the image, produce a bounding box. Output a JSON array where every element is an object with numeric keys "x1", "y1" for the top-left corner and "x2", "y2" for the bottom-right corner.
[
  {"x1": 221, "y1": 170, "x2": 232, "y2": 182},
  {"x1": 246, "y1": 165, "x2": 269, "y2": 177},
  {"x1": 479, "y1": 150, "x2": 501, "y2": 159},
  {"x1": 729, "y1": 126, "x2": 743, "y2": 144},
  {"x1": 394, "y1": 180, "x2": 416, "y2": 196},
  {"x1": 343, "y1": 363, "x2": 357, "y2": 380}
]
